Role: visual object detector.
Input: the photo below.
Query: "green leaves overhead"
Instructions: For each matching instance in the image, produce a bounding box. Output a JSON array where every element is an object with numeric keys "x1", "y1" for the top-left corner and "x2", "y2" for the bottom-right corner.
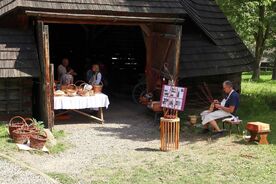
[{"x1": 216, "y1": 0, "x2": 275, "y2": 51}]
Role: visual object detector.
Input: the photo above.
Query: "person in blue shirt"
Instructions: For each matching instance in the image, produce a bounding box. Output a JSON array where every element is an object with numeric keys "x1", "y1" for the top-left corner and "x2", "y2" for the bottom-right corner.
[
  {"x1": 87, "y1": 64, "x2": 102, "y2": 85},
  {"x1": 200, "y1": 80, "x2": 240, "y2": 136}
]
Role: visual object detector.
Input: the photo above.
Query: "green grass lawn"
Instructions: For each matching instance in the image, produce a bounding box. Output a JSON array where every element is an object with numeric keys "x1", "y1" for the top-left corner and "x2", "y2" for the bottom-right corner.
[
  {"x1": 88, "y1": 72, "x2": 276, "y2": 184},
  {"x1": 1, "y1": 72, "x2": 276, "y2": 184},
  {"x1": 240, "y1": 72, "x2": 276, "y2": 143}
]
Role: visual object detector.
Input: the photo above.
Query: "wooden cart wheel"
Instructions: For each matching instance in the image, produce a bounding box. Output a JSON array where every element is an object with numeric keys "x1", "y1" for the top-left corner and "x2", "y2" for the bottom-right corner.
[{"x1": 132, "y1": 82, "x2": 147, "y2": 104}]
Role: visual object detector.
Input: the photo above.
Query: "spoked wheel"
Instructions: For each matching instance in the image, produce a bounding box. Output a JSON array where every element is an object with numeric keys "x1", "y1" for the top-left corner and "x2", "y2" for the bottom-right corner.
[{"x1": 132, "y1": 82, "x2": 147, "y2": 104}]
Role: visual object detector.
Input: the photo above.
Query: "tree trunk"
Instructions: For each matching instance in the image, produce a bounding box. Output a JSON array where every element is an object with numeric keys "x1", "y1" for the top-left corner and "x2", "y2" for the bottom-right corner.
[
  {"x1": 272, "y1": 57, "x2": 276, "y2": 80},
  {"x1": 251, "y1": 5, "x2": 270, "y2": 81},
  {"x1": 252, "y1": 61, "x2": 261, "y2": 80}
]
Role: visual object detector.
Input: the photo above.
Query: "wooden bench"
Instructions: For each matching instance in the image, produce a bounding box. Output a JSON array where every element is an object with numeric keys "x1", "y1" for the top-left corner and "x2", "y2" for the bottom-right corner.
[
  {"x1": 222, "y1": 118, "x2": 243, "y2": 136},
  {"x1": 246, "y1": 122, "x2": 270, "y2": 145}
]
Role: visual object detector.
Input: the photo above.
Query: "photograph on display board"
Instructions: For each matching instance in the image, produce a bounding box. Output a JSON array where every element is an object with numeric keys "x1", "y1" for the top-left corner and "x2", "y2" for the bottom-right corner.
[{"x1": 160, "y1": 85, "x2": 187, "y2": 111}]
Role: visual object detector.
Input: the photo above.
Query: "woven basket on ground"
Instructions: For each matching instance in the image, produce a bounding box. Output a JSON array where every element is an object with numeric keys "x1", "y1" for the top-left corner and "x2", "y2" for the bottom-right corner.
[
  {"x1": 8, "y1": 116, "x2": 27, "y2": 139},
  {"x1": 30, "y1": 131, "x2": 47, "y2": 149},
  {"x1": 12, "y1": 128, "x2": 32, "y2": 144}
]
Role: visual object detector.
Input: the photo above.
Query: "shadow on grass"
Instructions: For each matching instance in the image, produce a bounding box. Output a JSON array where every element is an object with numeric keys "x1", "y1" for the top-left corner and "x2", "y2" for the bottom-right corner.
[
  {"x1": 135, "y1": 147, "x2": 160, "y2": 152},
  {"x1": 232, "y1": 139, "x2": 258, "y2": 145}
]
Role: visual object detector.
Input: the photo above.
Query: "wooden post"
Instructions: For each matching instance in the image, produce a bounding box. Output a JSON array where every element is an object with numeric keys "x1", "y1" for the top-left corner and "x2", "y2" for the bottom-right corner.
[
  {"x1": 141, "y1": 25, "x2": 154, "y2": 93},
  {"x1": 49, "y1": 64, "x2": 54, "y2": 130},
  {"x1": 36, "y1": 21, "x2": 54, "y2": 129},
  {"x1": 174, "y1": 25, "x2": 182, "y2": 81}
]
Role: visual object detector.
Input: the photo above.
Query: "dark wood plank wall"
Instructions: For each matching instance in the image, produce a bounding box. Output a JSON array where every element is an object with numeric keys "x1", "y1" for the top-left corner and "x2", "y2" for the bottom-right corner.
[
  {"x1": 180, "y1": 72, "x2": 242, "y2": 110},
  {"x1": 0, "y1": 28, "x2": 39, "y2": 78},
  {"x1": 0, "y1": 78, "x2": 33, "y2": 118}
]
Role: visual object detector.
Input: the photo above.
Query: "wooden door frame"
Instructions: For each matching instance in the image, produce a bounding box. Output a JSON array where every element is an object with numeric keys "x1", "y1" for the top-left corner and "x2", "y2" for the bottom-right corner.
[
  {"x1": 36, "y1": 21, "x2": 54, "y2": 130},
  {"x1": 35, "y1": 17, "x2": 182, "y2": 128}
]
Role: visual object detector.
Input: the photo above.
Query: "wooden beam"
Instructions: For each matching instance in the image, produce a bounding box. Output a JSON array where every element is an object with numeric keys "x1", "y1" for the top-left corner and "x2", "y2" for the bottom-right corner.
[
  {"x1": 36, "y1": 21, "x2": 47, "y2": 124},
  {"x1": 25, "y1": 11, "x2": 185, "y2": 24},
  {"x1": 36, "y1": 21, "x2": 54, "y2": 128},
  {"x1": 49, "y1": 64, "x2": 54, "y2": 130},
  {"x1": 140, "y1": 24, "x2": 152, "y2": 37},
  {"x1": 174, "y1": 25, "x2": 182, "y2": 81}
]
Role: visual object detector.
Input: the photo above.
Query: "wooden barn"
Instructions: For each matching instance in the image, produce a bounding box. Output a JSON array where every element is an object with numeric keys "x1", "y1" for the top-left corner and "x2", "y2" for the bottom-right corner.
[{"x1": 0, "y1": 0, "x2": 254, "y2": 127}]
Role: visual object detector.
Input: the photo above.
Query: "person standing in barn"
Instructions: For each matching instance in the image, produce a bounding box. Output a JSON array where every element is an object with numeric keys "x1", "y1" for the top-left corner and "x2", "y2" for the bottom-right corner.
[
  {"x1": 200, "y1": 80, "x2": 240, "y2": 137},
  {"x1": 58, "y1": 58, "x2": 77, "y2": 85}
]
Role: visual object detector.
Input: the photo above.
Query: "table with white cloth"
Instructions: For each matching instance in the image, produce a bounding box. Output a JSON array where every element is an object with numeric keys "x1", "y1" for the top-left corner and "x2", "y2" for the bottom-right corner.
[{"x1": 54, "y1": 93, "x2": 110, "y2": 124}]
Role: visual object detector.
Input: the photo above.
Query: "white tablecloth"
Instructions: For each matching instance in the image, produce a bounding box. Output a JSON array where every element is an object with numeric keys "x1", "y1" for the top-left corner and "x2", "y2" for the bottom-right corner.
[{"x1": 54, "y1": 93, "x2": 110, "y2": 110}]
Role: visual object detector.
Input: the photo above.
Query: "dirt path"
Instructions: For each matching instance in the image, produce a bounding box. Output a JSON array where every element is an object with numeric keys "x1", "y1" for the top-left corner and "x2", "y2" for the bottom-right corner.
[
  {"x1": 13, "y1": 99, "x2": 163, "y2": 180},
  {"x1": 0, "y1": 157, "x2": 56, "y2": 184}
]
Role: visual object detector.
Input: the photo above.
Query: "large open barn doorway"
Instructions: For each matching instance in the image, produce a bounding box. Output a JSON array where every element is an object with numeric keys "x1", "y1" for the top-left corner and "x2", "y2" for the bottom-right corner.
[{"x1": 49, "y1": 24, "x2": 146, "y2": 99}]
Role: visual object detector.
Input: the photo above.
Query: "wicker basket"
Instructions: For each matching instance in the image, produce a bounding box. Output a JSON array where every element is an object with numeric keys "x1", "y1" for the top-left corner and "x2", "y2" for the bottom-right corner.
[
  {"x1": 93, "y1": 82, "x2": 103, "y2": 94},
  {"x1": 75, "y1": 80, "x2": 86, "y2": 88},
  {"x1": 8, "y1": 116, "x2": 27, "y2": 139},
  {"x1": 66, "y1": 84, "x2": 77, "y2": 96},
  {"x1": 12, "y1": 128, "x2": 32, "y2": 144},
  {"x1": 188, "y1": 115, "x2": 198, "y2": 126},
  {"x1": 24, "y1": 118, "x2": 39, "y2": 135},
  {"x1": 78, "y1": 90, "x2": 90, "y2": 96},
  {"x1": 30, "y1": 131, "x2": 47, "y2": 149},
  {"x1": 89, "y1": 90, "x2": 95, "y2": 96}
]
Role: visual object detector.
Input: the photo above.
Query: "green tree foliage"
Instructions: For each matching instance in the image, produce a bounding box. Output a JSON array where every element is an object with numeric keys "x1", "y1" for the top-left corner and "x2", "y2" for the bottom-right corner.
[{"x1": 216, "y1": 0, "x2": 276, "y2": 80}]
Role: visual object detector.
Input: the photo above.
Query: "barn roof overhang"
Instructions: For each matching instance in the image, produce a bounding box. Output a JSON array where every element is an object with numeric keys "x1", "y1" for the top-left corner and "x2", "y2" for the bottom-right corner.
[{"x1": 25, "y1": 10, "x2": 186, "y2": 25}]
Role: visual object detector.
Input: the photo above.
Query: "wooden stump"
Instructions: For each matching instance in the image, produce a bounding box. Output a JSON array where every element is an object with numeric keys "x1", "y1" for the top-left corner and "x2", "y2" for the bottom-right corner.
[{"x1": 160, "y1": 117, "x2": 180, "y2": 151}]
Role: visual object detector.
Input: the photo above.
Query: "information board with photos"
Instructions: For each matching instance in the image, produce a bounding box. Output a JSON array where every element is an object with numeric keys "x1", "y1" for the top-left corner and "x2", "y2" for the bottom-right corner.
[{"x1": 160, "y1": 85, "x2": 187, "y2": 111}]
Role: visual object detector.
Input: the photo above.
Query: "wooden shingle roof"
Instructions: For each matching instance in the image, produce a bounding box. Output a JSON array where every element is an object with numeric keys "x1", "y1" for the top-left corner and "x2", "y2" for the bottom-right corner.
[
  {"x1": 0, "y1": 0, "x2": 186, "y2": 17},
  {"x1": 0, "y1": 0, "x2": 253, "y2": 78},
  {"x1": 0, "y1": 29, "x2": 39, "y2": 78},
  {"x1": 179, "y1": 0, "x2": 254, "y2": 78}
]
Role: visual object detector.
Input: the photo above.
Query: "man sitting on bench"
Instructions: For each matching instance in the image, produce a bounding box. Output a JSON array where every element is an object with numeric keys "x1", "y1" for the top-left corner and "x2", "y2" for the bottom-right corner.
[{"x1": 200, "y1": 80, "x2": 239, "y2": 137}]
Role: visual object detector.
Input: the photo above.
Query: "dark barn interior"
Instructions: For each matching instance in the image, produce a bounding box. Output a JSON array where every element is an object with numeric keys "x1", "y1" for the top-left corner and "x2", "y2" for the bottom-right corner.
[{"x1": 49, "y1": 24, "x2": 146, "y2": 96}]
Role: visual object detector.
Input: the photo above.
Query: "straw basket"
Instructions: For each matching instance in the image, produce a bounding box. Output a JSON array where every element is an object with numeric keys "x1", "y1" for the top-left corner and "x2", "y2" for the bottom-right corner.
[
  {"x1": 75, "y1": 80, "x2": 86, "y2": 89},
  {"x1": 66, "y1": 84, "x2": 77, "y2": 96},
  {"x1": 160, "y1": 117, "x2": 180, "y2": 151},
  {"x1": 93, "y1": 82, "x2": 103, "y2": 94},
  {"x1": 24, "y1": 118, "x2": 39, "y2": 135},
  {"x1": 30, "y1": 131, "x2": 47, "y2": 149},
  {"x1": 8, "y1": 116, "x2": 27, "y2": 139},
  {"x1": 188, "y1": 115, "x2": 198, "y2": 126},
  {"x1": 12, "y1": 128, "x2": 32, "y2": 144}
]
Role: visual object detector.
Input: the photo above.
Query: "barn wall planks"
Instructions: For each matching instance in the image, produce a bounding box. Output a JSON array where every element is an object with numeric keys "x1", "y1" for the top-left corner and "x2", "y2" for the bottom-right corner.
[{"x1": 0, "y1": 78, "x2": 33, "y2": 117}]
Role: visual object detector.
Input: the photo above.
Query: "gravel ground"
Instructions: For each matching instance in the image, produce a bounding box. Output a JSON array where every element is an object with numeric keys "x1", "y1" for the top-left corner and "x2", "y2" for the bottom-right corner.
[
  {"x1": 0, "y1": 158, "x2": 55, "y2": 184},
  {"x1": 13, "y1": 98, "x2": 188, "y2": 183}
]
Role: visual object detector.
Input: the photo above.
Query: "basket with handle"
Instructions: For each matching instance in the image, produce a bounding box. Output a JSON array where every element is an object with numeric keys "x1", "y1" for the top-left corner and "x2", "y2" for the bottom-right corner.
[
  {"x1": 75, "y1": 80, "x2": 86, "y2": 91},
  {"x1": 12, "y1": 124, "x2": 32, "y2": 144},
  {"x1": 30, "y1": 131, "x2": 47, "y2": 149},
  {"x1": 93, "y1": 81, "x2": 103, "y2": 94},
  {"x1": 24, "y1": 118, "x2": 39, "y2": 135},
  {"x1": 8, "y1": 116, "x2": 27, "y2": 139},
  {"x1": 78, "y1": 83, "x2": 91, "y2": 96},
  {"x1": 66, "y1": 84, "x2": 77, "y2": 96}
]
